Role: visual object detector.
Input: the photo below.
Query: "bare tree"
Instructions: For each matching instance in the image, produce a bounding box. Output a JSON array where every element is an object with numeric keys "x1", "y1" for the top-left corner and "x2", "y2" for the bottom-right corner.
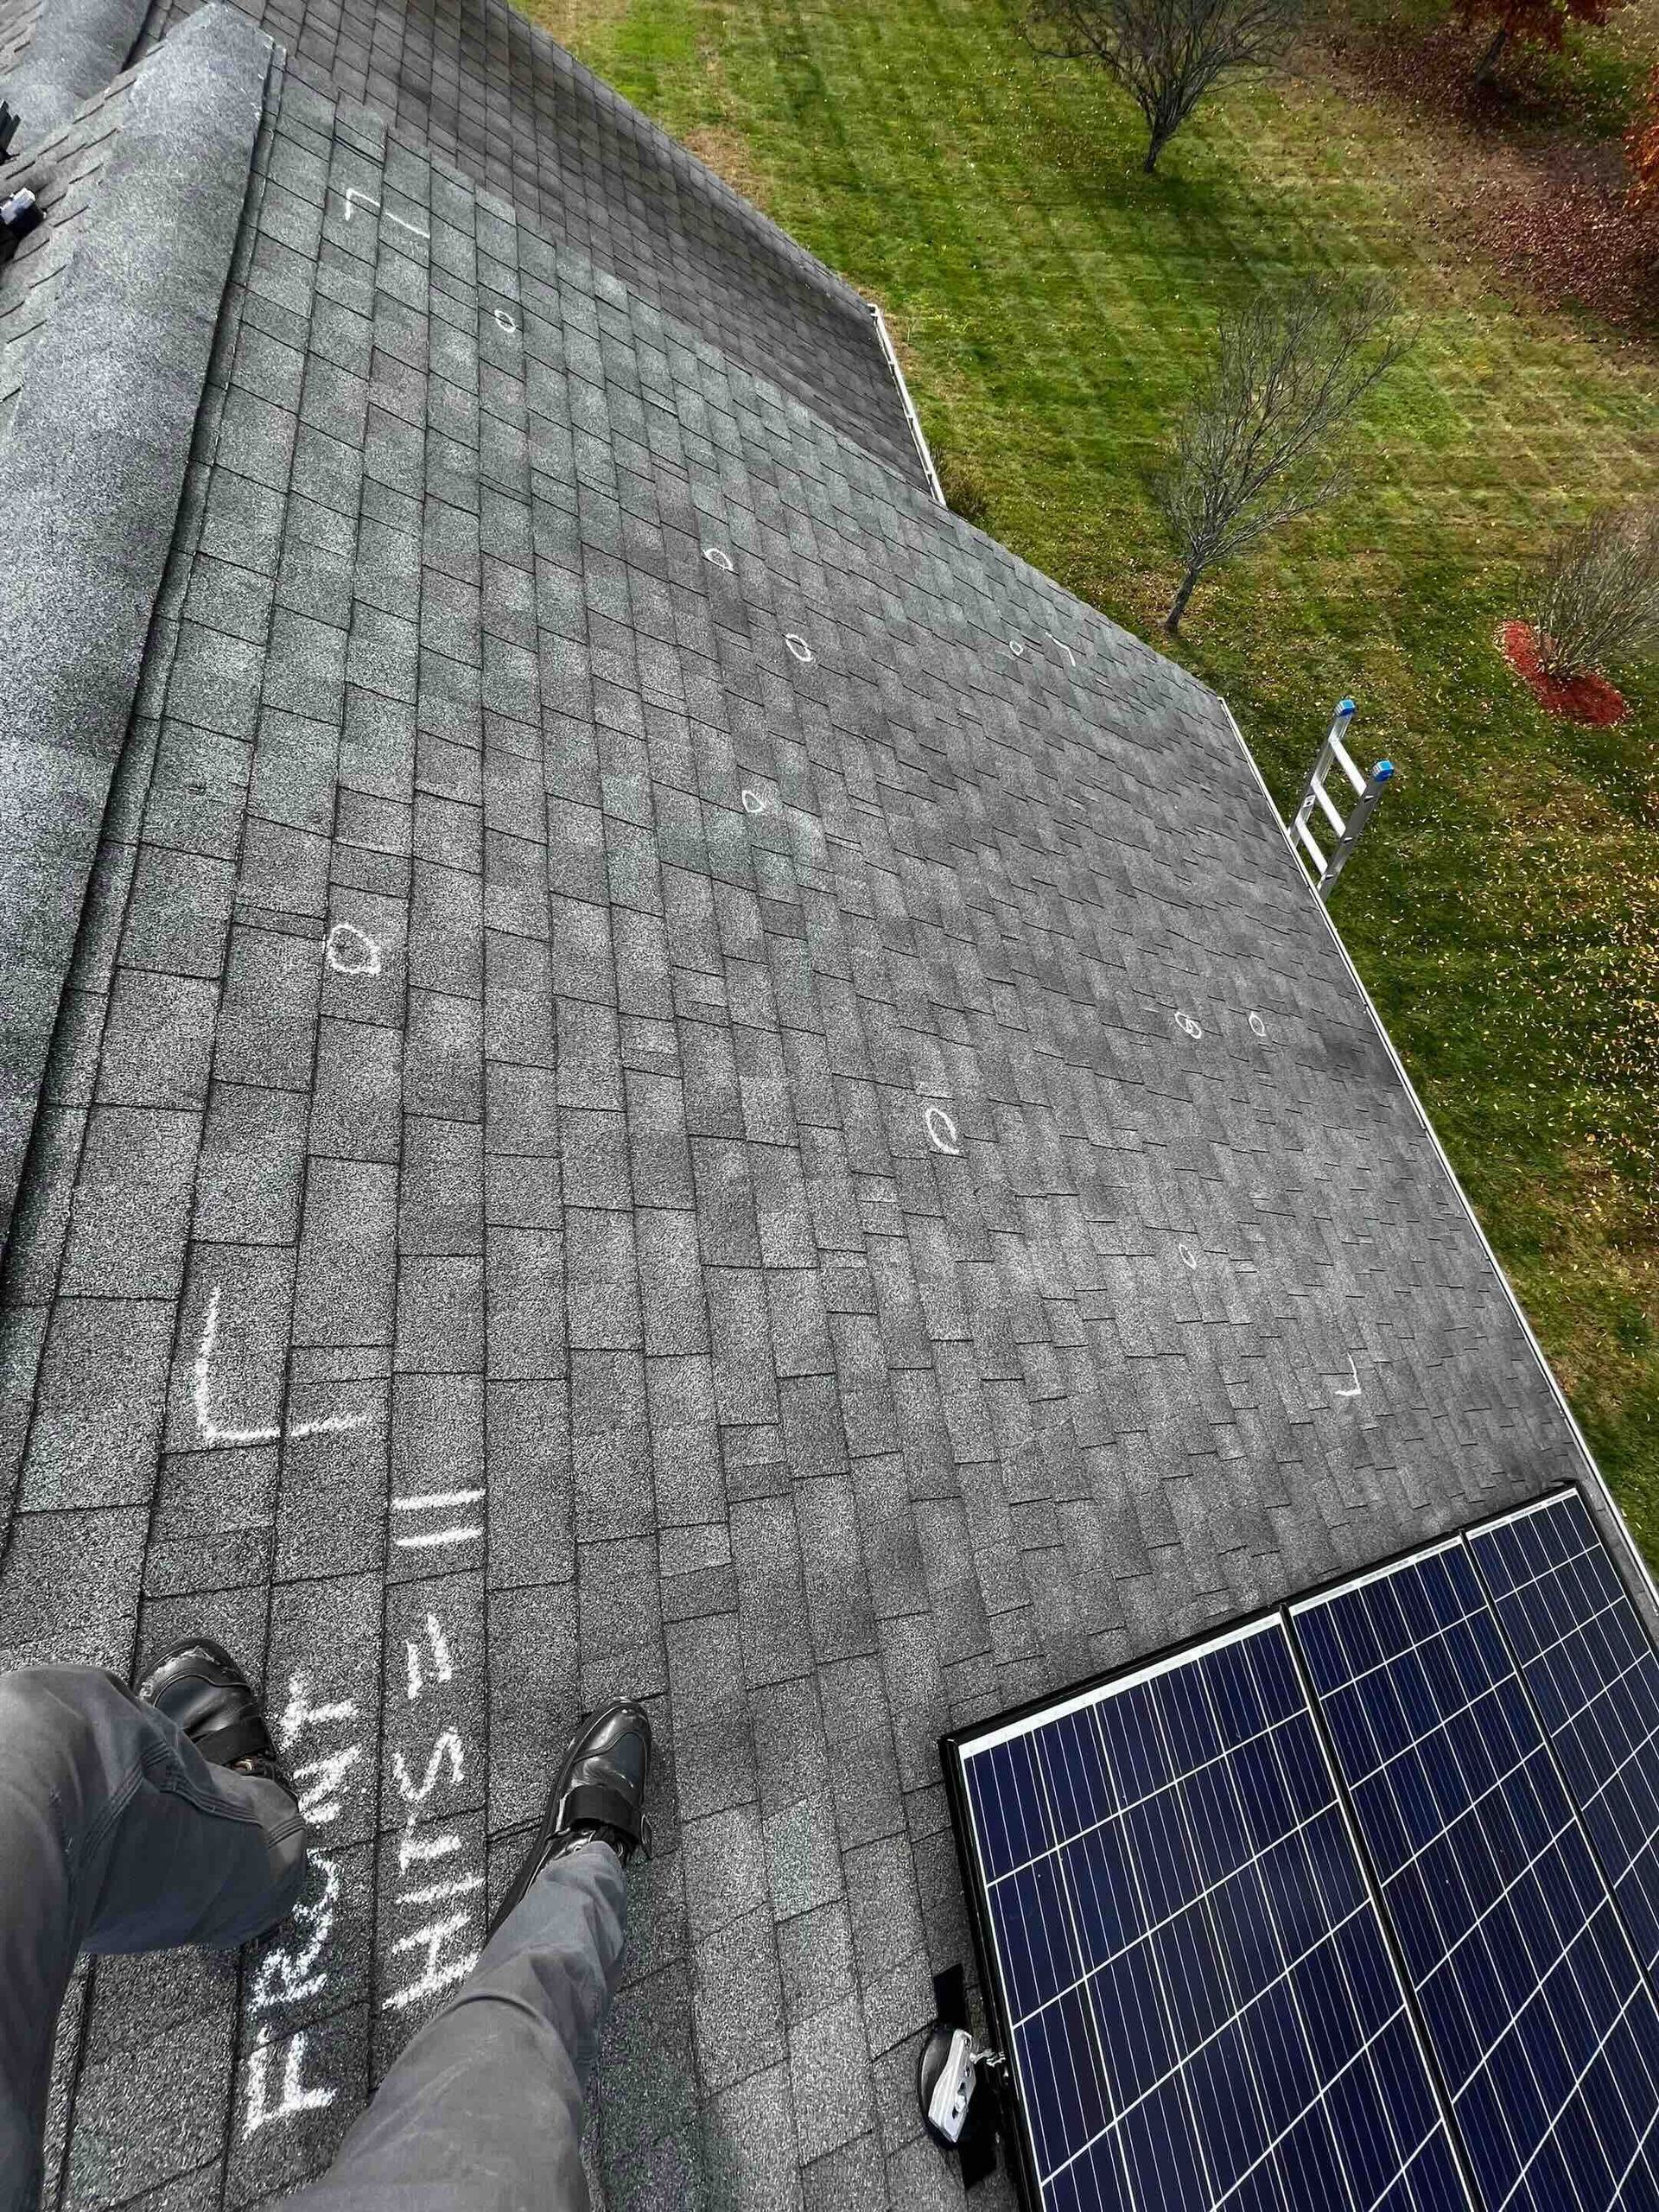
[
  {"x1": 1152, "y1": 275, "x2": 1409, "y2": 637},
  {"x1": 1021, "y1": 0, "x2": 1300, "y2": 174},
  {"x1": 1530, "y1": 503, "x2": 1659, "y2": 679}
]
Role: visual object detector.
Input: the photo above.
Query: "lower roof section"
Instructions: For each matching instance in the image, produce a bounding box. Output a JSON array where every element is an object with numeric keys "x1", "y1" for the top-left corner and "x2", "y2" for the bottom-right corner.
[{"x1": 0, "y1": 29, "x2": 1612, "y2": 2212}]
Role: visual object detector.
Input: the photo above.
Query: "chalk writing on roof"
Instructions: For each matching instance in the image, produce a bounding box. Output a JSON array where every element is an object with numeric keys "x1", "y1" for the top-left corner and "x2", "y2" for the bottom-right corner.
[
  {"x1": 340, "y1": 186, "x2": 429, "y2": 241},
  {"x1": 325, "y1": 922, "x2": 381, "y2": 977},
  {"x1": 925, "y1": 1106, "x2": 960, "y2": 1157},
  {"x1": 194, "y1": 1286, "x2": 367, "y2": 1448}
]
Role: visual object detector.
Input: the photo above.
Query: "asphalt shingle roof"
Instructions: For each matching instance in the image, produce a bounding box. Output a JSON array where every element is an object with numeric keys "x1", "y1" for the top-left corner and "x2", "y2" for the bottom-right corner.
[
  {"x1": 0, "y1": 3, "x2": 1624, "y2": 2207},
  {"x1": 133, "y1": 0, "x2": 928, "y2": 493}
]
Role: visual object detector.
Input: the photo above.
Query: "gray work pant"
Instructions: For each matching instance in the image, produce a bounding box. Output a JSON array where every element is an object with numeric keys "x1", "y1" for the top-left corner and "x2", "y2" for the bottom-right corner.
[{"x1": 0, "y1": 1668, "x2": 627, "y2": 2212}]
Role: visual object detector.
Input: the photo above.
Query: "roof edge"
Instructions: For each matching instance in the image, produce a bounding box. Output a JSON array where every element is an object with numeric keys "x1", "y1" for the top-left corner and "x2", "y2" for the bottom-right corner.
[{"x1": 1213, "y1": 693, "x2": 1655, "y2": 1633}]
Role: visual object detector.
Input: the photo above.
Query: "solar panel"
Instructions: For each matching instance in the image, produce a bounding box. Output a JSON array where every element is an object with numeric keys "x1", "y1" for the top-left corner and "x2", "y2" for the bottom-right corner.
[
  {"x1": 1470, "y1": 1494, "x2": 1659, "y2": 1985},
  {"x1": 949, "y1": 1619, "x2": 1469, "y2": 2212},
  {"x1": 1294, "y1": 1538, "x2": 1659, "y2": 2212}
]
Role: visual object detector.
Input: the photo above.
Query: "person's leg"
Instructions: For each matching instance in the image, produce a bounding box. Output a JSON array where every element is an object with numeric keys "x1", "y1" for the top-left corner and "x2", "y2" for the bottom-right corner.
[
  {"x1": 0, "y1": 1658, "x2": 306, "y2": 2212},
  {"x1": 287, "y1": 1701, "x2": 652, "y2": 2212},
  {"x1": 288, "y1": 1841, "x2": 626, "y2": 2212}
]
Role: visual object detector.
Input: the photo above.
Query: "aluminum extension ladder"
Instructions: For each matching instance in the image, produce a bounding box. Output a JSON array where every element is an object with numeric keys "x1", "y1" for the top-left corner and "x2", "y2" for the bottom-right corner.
[{"x1": 1290, "y1": 699, "x2": 1394, "y2": 900}]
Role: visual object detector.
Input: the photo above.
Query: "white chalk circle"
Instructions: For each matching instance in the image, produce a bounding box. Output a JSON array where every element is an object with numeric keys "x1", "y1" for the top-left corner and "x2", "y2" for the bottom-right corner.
[
  {"x1": 1249, "y1": 1011, "x2": 1268, "y2": 1038},
  {"x1": 924, "y1": 1106, "x2": 960, "y2": 1157},
  {"x1": 493, "y1": 308, "x2": 517, "y2": 334},
  {"x1": 1174, "y1": 1010, "x2": 1202, "y2": 1040},
  {"x1": 1177, "y1": 1243, "x2": 1198, "y2": 1269},
  {"x1": 784, "y1": 633, "x2": 813, "y2": 664},
  {"x1": 1009, "y1": 637, "x2": 1026, "y2": 657},
  {"x1": 702, "y1": 547, "x2": 734, "y2": 572},
  {"x1": 326, "y1": 922, "x2": 382, "y2": 977},
  {"x1": 741, "y1": 789, "x2": 766, "y2": 816}
]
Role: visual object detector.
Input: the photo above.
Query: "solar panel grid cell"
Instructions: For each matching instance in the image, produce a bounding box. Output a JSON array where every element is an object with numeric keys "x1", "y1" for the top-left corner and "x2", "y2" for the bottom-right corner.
[
  {"x1": 963, "y1": 1624, "x2": 1468, "y2": 2212},
  {"x1": 1471, "y1": 1497, "x2": 1659, "y2": 1990},
  {"x1": 1295, "y1": 1541, "x2": 1659, "y2": 2212}
]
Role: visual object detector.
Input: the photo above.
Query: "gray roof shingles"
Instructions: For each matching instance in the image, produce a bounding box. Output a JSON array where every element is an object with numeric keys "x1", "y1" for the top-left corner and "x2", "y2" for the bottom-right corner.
[
  {"x1": 131, "y1": 0, "x2": 929, "y2": 495},
  {"x1": 0, "y1": 7, "x2": 1611, "y2": 2209}
]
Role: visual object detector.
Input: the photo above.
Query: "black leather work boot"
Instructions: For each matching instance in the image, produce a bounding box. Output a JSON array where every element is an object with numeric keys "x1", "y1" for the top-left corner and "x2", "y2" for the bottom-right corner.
[
  {"x1": 486, "y1": 1700, "x2": 653, "y2": 1942},
  {"x1": 136, "y1": 1637, "x2": 296, "y2": 1801}
]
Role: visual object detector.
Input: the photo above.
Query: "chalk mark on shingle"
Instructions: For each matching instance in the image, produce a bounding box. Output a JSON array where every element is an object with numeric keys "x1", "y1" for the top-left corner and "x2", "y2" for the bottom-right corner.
[
  {"x1": 292, "y1": 1747, "x2": 364, "y2": 1826},
  {"x1": 391, "y1": 1491, "x2": 484, "y2": 1551},
  {"x1": 405, "y1": 1611, "x2": 454, "y2": 1700},
  {"x1": 340, "y1": 185, "x2": 429, "y2": 240},
  {"x1": 194, "y1": 1285, "x2": 368, "y2": 1446},
  {"x1": 387, "y1": 1714, "x2": 481, "y2": 2010},
  {"x1": 243, "y1": 2031, "x2": 336, "y2": 2138},
  {"x1": 278, "y1": 1676, "x2": 359, "y2": 1751},
  {"x1": 325, "y1": 921, "x2": 382, "y2": 976},
  {"x1": 250, "y1": 1855, "x2": 340, "y2": 2012},
  {"x1": 924, "y1": 1107, "x2": 960, "y2": 1157}
]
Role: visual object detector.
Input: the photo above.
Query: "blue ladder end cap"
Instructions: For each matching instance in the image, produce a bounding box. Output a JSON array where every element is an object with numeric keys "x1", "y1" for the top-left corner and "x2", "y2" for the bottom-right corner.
[
  {"x1": 1337, "y1": 697, "x2": 1357, "y2": 716},
  {"x1": 1373, "y1": 760, "x2": 1395, "y2": 781}
]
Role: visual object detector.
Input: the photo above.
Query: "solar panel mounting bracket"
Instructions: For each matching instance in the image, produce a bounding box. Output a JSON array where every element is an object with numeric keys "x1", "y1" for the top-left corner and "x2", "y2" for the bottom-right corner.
[{"x1": 917, "y1": 1965, "x2": 1006, "y2": 2189}]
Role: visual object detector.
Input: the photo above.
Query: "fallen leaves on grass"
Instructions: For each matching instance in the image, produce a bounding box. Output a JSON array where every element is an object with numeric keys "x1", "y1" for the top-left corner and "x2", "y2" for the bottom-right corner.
[
  {"x1": 1461, "y1": 151, "x2": 1659, "y2": 327},
  {"x1": 1306, "y1": 21, "x2": 1659, "y2": 334}
]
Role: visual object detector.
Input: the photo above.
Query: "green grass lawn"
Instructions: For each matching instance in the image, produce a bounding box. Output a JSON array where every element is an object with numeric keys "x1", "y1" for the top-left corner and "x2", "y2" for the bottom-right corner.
[{"x1": 537, "y1": 0, "x2": 1659, "y2": 1548}]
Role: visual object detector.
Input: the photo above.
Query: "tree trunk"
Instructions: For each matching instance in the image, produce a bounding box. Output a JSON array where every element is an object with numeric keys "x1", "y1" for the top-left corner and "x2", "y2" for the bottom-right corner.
[
  {"x1": 1163, "y1": 568, "x2": 1199, "y2": 635},
  {"x1": 1472, "y1": 21, "x2": 1510, "y2": 83}
]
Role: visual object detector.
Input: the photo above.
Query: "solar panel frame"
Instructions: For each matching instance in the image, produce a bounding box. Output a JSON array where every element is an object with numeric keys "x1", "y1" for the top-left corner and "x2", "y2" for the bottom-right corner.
[{"x1": 944, "y1": 1617, "x2": 1473, "y2": 2212}]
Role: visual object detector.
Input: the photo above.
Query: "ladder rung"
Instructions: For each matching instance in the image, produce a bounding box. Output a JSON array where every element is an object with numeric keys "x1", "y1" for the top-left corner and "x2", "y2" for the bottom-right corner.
[
  {"x1": 1313, "y1": 780, "x2": 1347, "y2": 837},
  {"x1": 1329, "y1": 732, "x2": 1368, "y2": 797},
  {"x1": 1294, "y1": 818, "x2": 1326, "y2": 868}
]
